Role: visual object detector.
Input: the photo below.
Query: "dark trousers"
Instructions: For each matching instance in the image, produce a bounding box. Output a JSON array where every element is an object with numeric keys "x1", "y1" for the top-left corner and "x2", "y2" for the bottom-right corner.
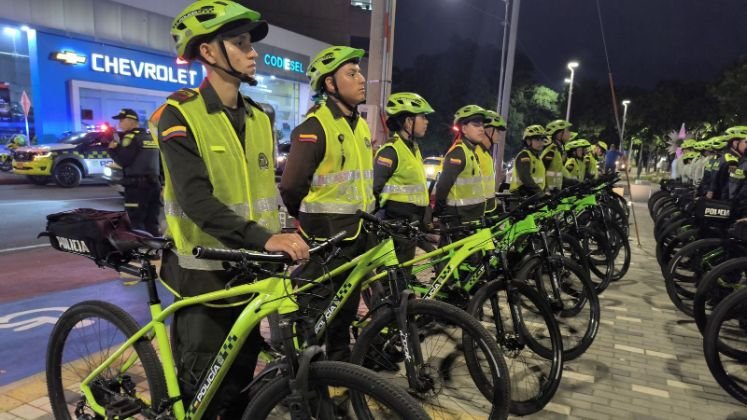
[
  {"x1": 124, "y1": 178, "x2": 161, "y2": 236},
  {"x1": 293, "y1": 231, "x2": 374, "y2": 361},
  {"x1": 161, "y1": 251, "x2": 263, "y2": 419}
]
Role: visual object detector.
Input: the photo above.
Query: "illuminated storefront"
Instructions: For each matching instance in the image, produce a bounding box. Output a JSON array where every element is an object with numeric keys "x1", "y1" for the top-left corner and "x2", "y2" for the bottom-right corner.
[{"x1": 0, "y1": 22, "x2": 313, "y2": 144}]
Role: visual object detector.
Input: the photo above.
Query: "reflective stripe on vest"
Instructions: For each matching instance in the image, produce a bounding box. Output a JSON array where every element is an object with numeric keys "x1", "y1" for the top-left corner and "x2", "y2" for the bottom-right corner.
[
  {"x1": 152, "y1": 90, "x2": 279, "y2": 271},
  {"x1": 445, "y1": 142, "x2": 486, "y2": 209},
  {"x1": 474, "y1": 145, "x2": 497, "y2": 212},
  {"x1": 299, "y1": 103, "x2": 374, "y2": 239},
  {"x1": 378, "y1": 135, "x2": 429, "y2": 207}
]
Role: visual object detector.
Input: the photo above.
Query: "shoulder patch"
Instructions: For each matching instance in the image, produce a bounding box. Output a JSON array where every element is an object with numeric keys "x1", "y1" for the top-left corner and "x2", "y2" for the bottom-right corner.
[
  {"x1": 168, "y1": 88, "x2": 199, "y2": 104},
  {"x1": 161, "y1": 125, "x2": 187, "y2": 142},
  {"x1": 376, "y1": 156, "x2": 393, "y2": 167},
  {"x1": 298, "y1": 134, "x2": 318, "y2": 143}
]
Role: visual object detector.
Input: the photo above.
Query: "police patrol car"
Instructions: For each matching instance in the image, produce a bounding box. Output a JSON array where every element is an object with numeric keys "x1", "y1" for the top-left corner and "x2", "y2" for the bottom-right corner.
[{"x1": 12, "y1": 129, "x2": 117, "y2": 187}]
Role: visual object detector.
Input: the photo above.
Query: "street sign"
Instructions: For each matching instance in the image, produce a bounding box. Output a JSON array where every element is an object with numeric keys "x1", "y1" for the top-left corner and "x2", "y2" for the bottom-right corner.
[{"x1": 20, "y1": 90, "x2": 31, "y2": 117}]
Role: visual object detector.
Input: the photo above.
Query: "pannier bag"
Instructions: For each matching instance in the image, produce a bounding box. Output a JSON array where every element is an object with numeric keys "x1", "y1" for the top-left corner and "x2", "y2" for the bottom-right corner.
[
  {"x1": 42, "y1": 208, "x2": 132, "y2": 261},
  {"x1": 694, "y1": 199, "x2": 733, "y2": 222}
]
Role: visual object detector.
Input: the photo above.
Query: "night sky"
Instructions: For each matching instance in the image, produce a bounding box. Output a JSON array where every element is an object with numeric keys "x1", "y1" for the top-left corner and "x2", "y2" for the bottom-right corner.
[{"x1": 394, "y1": 0, "x2": 747, "y2": 90}]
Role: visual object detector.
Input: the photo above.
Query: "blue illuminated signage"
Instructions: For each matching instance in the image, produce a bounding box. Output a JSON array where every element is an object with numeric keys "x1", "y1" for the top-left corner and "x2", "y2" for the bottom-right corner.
[{"x1": 263, "y1": 53, "x2": 304, "y2": 74}]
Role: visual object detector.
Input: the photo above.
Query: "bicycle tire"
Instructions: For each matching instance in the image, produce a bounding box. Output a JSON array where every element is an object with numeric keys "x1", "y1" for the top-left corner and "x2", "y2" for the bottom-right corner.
[
  {"x1": 703, "y1": 287, "x2": 747, "y2": 404},
  {"x1": 516, "y1": 255, "x2": 600, "y2": 361},
  {"x1": 607, "y1": 224, "x2": 631, "y2": 281},
  {"x1": 575, "y1": 226, "x2": 613, "y2": 293},
  {"x1": 694, "y1": 257, "x2": 747, "y2": 338},
  {"x1": 47, "y1": 301, "x2": 167, "y2": 420},
  {"x1": 664, "y1": 238, "x2": 725, "y2": 316},
  {"x1": 350, "y1": 299, "x2": 511, "y2": 419},
  {"x1": 467, "y1": 279, "x2": 563, "y2": 415},
  {"x1": 648, "y1": 190, "x2": 669, "y2": 216},
  {"x1": 241, "y1": 361, "x2": 430, "y2": 419}
]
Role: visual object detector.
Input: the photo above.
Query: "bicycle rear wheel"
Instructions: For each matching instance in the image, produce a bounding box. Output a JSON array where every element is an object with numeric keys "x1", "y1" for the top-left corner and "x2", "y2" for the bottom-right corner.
[
  {"x1": 350, "y1": 299, "x2": 511, "y2": 419},
  {"x1": 242, "y1": 361, "x2": 429, "y2": 419},
  {"x1": 467, "y1": 279, "x2": 563, "y2": 415},
  {"x1": 46, "y1": 301, "x2": 167, "y2": 420}
]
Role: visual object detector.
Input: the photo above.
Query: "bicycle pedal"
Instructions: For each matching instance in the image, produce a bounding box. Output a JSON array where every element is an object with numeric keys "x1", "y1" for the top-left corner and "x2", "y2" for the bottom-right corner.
[{"x1": 105, "y1": 395, "x2": 141, "y2": 417}]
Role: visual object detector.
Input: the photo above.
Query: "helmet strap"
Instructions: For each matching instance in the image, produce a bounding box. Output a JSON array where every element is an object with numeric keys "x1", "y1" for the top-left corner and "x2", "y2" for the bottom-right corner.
[
  {"x1": 204, "y1": 39, "x2": 258, "y2": 86},
  {"x1": 326, "y1": 75, "x2": 359, "y2": 115}
]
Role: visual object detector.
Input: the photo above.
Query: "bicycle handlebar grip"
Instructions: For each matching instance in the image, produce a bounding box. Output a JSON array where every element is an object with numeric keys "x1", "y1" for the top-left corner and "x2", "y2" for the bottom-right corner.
[
  {"x1": 309, "y1": 230, "x2": 348, "y2": 254},
  {"x1": 193, "y1": 246, "x2": 292, "y2": 263},
  {"x1": 193, "y1": 246, "x2": 246, "y2": 261},
  {"x1": 356, "y1": 209, "x2": 382, "y2": 224}
]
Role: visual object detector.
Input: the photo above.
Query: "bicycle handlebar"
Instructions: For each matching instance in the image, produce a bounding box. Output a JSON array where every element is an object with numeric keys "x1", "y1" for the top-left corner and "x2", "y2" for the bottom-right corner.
[{"x1": 193, "y1": 230, "x2": 348, "y2": 263}]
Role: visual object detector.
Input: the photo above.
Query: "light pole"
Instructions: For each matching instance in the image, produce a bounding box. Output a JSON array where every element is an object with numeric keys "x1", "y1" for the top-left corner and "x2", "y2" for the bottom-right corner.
[
  {"x1": 564, "y1": 61, "x2": 579, "y2": 122},
  {"x1": 621, "y1": 99, "x2": 631, "y2": 162}
]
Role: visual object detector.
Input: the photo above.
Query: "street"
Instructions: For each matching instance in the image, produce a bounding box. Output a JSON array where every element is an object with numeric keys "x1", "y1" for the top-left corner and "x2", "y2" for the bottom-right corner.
[{"x1": 0, "y1": 181, "x2": 121, "y2": 251}]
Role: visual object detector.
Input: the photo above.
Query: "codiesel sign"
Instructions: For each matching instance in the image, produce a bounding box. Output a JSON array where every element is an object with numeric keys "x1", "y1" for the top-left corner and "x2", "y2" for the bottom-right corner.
[
  {"x1": 263, "y1": 53, "x2": 304, "y2": 74},
  {"x1": 91, "y1": 53, "x2": 199, "y2": 85},
  {"x1": 256, "y1": 44, "x2": 309, "y2": 82}
]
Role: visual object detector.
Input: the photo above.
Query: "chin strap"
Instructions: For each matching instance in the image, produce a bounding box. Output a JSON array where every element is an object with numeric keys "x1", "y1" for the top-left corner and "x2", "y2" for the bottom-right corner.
[
  {"x1": 326, "y1": 75, "x2": 361, "y2": 114},
  {"x1": 204, "y1": 39, "x2": 258, "y2": 86}
]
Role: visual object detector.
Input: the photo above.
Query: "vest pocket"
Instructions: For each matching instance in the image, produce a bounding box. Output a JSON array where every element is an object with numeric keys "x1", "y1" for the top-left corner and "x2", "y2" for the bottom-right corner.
[{"x1": 210, "y1": 146, "x2": 227, "y2": 153}]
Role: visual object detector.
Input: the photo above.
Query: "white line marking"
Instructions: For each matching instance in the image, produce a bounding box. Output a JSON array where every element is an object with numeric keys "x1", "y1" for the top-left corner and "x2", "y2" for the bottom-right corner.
[{"x1": 0, "y1": 243, "x2": 50, "y2": 254}]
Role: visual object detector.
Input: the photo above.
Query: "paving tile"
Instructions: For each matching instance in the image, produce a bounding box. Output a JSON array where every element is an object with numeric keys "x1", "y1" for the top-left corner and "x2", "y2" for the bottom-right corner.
[
  {"x1": 632, "y1": 384, "x2": 670, "y2": 399},
  {"x1": 8, "y1": 405, "x2": 46, "y2": 420},
  {"x1": 613, "y1": 344, "x2": 645, "y2": 354}
]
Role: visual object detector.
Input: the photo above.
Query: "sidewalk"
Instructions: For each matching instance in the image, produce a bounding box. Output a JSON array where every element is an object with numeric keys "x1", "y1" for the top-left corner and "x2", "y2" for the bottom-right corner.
[{"x1": 0, "y1": 172, "x2": 28, "y2": 186}]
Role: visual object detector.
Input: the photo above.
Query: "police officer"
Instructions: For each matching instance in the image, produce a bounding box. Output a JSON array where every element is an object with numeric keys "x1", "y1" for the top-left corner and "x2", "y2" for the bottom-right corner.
[
  {"x1": 150, "y1": 2, "x2": 309, "y2": 417},
  {"x1": 708, "y1": 127, "x2": 747, "y2": 199},
  {"x1": 434, "y1": 105, "x2": 487, "y2": 223},
  {"x1": 481, "y1": 110, "x2": 507, "y2": 215},
  {"x1": 373, "y1": 92, "x2": 433, "y2": 264},
  {"x1": 542, "y1": 119, "x2": 575, "y2": 190},
  {"x1": 279, "y1": 45, "x2": 374, "y2": 361},
  {"x1": 510, "y1": 125, "x2": 546, "y2": 196},
  {"x1": 698, "y1": 136, "x2": 726, "y2": 197},
  {"x1": 108, "y1": 108, "x2": 161, "y2": 236},
  {"x1": 727, "y1": 134, "x2": 747, "y2": 200},
  {"x1": 564, "y1": 139, "x2": 590, "y2": 183},
  {"x1": 585, "y1": 140, "x2": 607, "y2": 180}
]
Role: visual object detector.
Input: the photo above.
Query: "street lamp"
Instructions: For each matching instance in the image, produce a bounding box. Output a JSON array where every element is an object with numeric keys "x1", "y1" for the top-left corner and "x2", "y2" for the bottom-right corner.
[
  {"x1": 621, "y1": 99, "x2": 631, "y2": 162},
  {"x1": 565, "y1": 61, "x2": 579, "y2": 122}
]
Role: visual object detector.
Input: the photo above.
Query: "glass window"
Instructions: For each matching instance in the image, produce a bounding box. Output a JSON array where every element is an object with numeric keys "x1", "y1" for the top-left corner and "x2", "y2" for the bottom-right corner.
[
  {"x1": 240, "y1": 74, "x2": 301, "y2": 144},
  {"x1": 0, "y1": 25, "x2": 32, "y2": 143}
]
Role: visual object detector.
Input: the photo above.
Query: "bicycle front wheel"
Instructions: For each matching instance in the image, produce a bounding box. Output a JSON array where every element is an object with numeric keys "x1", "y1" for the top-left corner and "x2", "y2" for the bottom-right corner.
[
  {"x1": 350, "y1": 299, "x2": 511, "y2": 419},
  {"x1": 242, "y1": 361, "x2": 430, "y2": 419},
  {"x1": 703, "y1": 287, "x2": 747, "y2": 404},
  {"x1": 46, "y1": 301, "x2": 167, "y2": 420}
]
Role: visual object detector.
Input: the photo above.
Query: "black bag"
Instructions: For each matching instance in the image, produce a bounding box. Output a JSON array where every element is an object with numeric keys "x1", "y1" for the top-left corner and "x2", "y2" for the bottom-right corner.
[
  {"x1": 694, "y1": 199, "x2": 733, "y2": 222},
  {"x1": 43, "y1": 208, "x2": 132, "y2": 261}
]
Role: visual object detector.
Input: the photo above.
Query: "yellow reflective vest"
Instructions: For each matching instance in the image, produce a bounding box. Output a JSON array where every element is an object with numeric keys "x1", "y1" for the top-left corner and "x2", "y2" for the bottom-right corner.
[
  {"x1": 152, "y1": 89, "x2": 279, "y2": 271},
  {"x1": 565, "y1": 157, "x2": 586, "y2": 182},
  {"x1": 510, "y1": 148, "x2": 546, "y2": 192},
  {"x1": 445, "y1": 141, "x2": 485, "y2": 209},
  {"x1": 377, "y1": 134, "x2": 429, "y2": 208},
  {"x1": 298, "y1": 103, "x2": 375, "y2": 240},
  {"x1": 541, "y1": 142, "x2": 571, "y2": 190},
  {"x1": 475, "y1": 144, "x2": 497, "y2": 213}
]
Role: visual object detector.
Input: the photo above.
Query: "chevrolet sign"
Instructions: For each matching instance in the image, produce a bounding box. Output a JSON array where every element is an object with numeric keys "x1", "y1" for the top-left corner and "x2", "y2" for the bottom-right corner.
[{"x1": 50, "y1": 51, "x2": 87, "y2": 65}]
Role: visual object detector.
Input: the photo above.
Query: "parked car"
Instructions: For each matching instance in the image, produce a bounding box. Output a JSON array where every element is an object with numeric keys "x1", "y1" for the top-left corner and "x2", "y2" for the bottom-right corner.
[
  {"x1": 103, "y1": 161, "x2": 124, "y2": 194},
  {"x1": 423, "y1": 156, "x2": 443, "y2": 181},
  {"x1": 12, "y1": 130, "x2": 118, "y2": 187}
]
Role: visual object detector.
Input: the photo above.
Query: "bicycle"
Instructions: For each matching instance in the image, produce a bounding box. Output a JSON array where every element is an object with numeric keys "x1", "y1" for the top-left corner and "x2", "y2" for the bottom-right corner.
[{"x1": 44, "y1": 224, "x2": 430, "y2": 419}]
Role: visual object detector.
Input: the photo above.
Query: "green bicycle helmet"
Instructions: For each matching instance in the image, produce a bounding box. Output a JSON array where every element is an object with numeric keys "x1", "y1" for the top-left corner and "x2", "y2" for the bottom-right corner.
[
  {"x1": 453, "y1": 105, "x2": 487, "y2": 125},
  {"x1": 307, "y1": 46, "x2": 365, "y2": 91},
  {"x1": 710, "y1": 135, "x2": 729, "y2": 150},
  {"x1": 545, "y1": 119, "x2": 572, "y2": 137},
  {"x1": 523, "y1": 124, "x2": 546, "y2": 139},
  {"x1": 483, "y1": 110, "x2": 507, "y2": 129},
  {"x1": 385, "y1": 92, "x2": 435, "y2": 116},
  {"x1": 171, "y1": 0, "x2": 268, "y2": 61},
  {"x1": 564, "y1": 139, "x2": 591, "y2": 151},
  {"x1": 681, "y1": 139, "x2": 696, "y2": 149},
  {"x1": 568, "y1": 131, "x2": 579, "y2": 141},
  {"x1": 726, "y1": 125, "x2": 747, "y2": 136},
  {"x1": 596, "y1": 141, "x2": 608, "y2": 151},
  {"x1": 10, "y1": 133, "x2": 26, "y2": 147}
]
